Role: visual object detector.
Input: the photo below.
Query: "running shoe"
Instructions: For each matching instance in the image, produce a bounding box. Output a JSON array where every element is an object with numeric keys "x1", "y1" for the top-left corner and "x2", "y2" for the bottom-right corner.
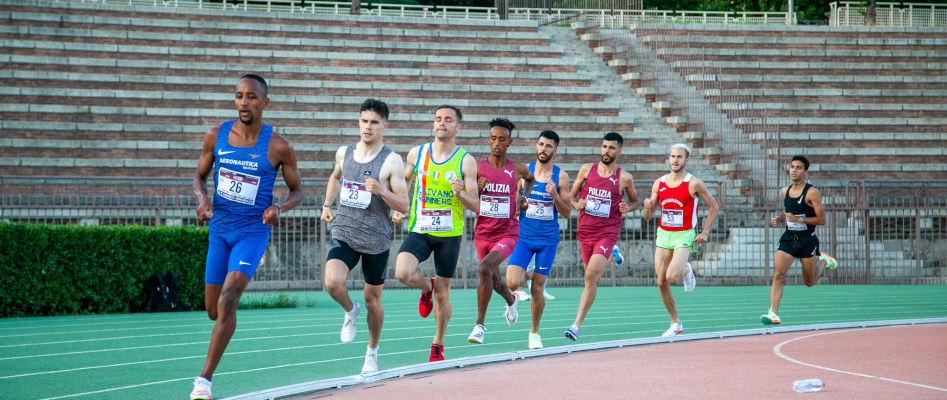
[
  {"x1": 468, "y1": 324, "x2": 486, "y2": 344},
  {"x1": 819, "y1": 252, "x2": 838, "y2": 270},
  {"x1": 429, "y1": 343, "x2": 445, "y2": 362},
  {"x1": 661, "y1": 322, "x2": 683, "y2": 337},
  {"x1": 761, "y1": 308, "x2": 781, "y2": 325},
  {"x1": 341, "y1": 303, "x2": 360, "y2": 344},
  {"x1": 528, "y1": 332, "x2": 543, "y2": 349},
  {"x1": 514, "y1": 289, "x2": 531, "y2": 301},
  {"x1": 504, "y1": 296, "x2": 519, "y2": 325},
  {"x1": 543, "y1": 288, "x2": 555, "y2": 300},
  {"x1": 419, "y1": 277, "x2": 434, "y2": 318},
  {"x1": 612, "y1": 245, "x2": 624, "y2": 265},
  {"x1": 190, "y1": 377, "x2": 212, "y2": 400},
  {"x1": 361, "y1": 351, "x2": 378, "y2": 374},
  {"x1": 564, "y1": 324, "x2": 580, "y2": 341},
  {"x1": 683, "y1": 262, "x2": 696, "y2": 293}
]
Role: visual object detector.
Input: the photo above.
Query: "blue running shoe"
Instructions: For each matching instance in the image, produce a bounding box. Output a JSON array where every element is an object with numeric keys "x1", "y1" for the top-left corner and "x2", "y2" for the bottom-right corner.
[
  {"x1": 612, "y1": 245, "x2": 624, "y2": 265},
  {"x1": 564, "y1": 324, "x2": 580, "y2": 341}
]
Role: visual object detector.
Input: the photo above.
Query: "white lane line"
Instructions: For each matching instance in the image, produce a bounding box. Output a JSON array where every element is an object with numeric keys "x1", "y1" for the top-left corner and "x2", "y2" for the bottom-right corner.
[{"x1": 772, "y1": 327, "x2": 947, "y2": 393}]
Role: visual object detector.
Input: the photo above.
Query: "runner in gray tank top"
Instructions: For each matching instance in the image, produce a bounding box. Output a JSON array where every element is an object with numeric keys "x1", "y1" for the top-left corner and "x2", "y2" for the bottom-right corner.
[{"x1": 321, "y1": 99, "x2": 409, "y2": 375}]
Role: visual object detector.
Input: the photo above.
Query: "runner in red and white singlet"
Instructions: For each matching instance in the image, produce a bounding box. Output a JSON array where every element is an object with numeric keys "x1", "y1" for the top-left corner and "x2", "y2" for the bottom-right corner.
[
  {"x1": 564, "y1": 132, "x2": 638, "y2": 342},
  {"x1": 467, "y1": 118, "x2": 534, "y2": 345},
  {"x1": 643, "y1": 144, "x2": 719, "y2": 338}
]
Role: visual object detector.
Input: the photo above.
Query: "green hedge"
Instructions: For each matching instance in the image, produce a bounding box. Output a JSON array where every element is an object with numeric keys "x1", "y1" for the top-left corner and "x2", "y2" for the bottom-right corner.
[{"x1": 0, "y1": 223, "x2": 208, "y2": 317}]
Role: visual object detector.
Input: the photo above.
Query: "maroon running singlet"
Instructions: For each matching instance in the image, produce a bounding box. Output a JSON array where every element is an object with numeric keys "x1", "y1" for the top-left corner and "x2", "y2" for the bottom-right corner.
[
  {"x1": 474, "y1": 158, "x2": 519, "y2": 262},
  {"x1": 576, "y1": 163, "x2": 623, "y2": 265}
]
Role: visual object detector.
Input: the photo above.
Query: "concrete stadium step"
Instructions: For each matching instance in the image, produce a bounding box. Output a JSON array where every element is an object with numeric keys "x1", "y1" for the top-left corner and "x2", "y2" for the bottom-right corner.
[
  {"x1": 657, "y1": 46, "x2": 947, "y2": 60},
  {"x1": 640, "y1": 34, "x2": 947, "y2": 48},
  {"x1": 675, "y1": 60, "x2": 947, "y2": 72},
  {"x1": 628, "y1": 23, "x2": 947, "y2": 39},
  {"x1": 706, "y1": 74, "x2": 947, "y2": 84}
]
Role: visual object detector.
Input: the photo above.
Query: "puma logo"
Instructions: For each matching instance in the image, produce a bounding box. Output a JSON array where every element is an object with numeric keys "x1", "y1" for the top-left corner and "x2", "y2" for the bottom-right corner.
[
  {"x1": 609, "y1": 178, "x2": 617, "y2": 185},
  {"x1": 599, "y1": 246, "x2": 607, "y2": 252},
  {"x1": 248, "y1": 154, "x2": 261, "y2": 159},
  {"x1": 504, "y1": 170, "x2": 513, "y2": 178},
  {"x1": 497, "y1": 244, "x2": 507, "y2": 249}
]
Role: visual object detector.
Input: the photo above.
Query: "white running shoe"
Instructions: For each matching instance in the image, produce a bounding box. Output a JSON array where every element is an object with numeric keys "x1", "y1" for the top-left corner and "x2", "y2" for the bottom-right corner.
[
  {"x1": 341, "y1": 303, "x2": 361, "y2": 344},
  {"x1": 683, "y1": 262, "x2": 696, "y2": 293},
  {"x1": 190, "y1": 377, "x2": 212, "y2": 400},
  {"x1": 504, "y1": 295, "x2": 519, "y2": 325},
  {"x1": 543, "y1": 288, "x2": 555, "y2": 300},
  {"x1": 361, "y1": 351, "x2": 378, "y2": 374},
  {"x1": 468, "y1": 324, "x2": 486, "y2": 344},
  {"x1": 662, "y1": 322, "x2": 684, "y2": 337},
  {"x1": 514, "y1": 289, "x2": 531, "y2": 301}
]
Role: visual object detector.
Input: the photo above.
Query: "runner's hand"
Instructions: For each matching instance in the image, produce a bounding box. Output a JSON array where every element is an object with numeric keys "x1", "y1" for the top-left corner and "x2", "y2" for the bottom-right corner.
[
  {"x1": 477, "y1": 177, "x2": 487, "y2": 192},
  {"x1": 619, "y1": 201, "x2": 629, "y2": 213},
  {"x1": 643, "y1": 198, "x2": 653, "y2": 211},
  {"x1": 770, "y1": 215, "x2": 780, "y2": 227},
  {"x1": 576, "y1": 198, "x2": 587, "y2": 211},
  {"x1": 196, "y1": 197, "x2": 213, "y2": 221},
  {"x1": 695, "y1": 232, "x2": 709, "y2": 244},
  {"x1": 520, "y1": 197, "x2": 528, "y2": 211},
  {"x1": 785, "y1": 213, "x2": 801, "y2": 223},
  {"x1": 365, "y1": 177, "x2": 382, "y2": 195},
  {"x1": 452, "y1": 179, "x2": 465, "y2": 196},
  {"x1": 263, "y1": 205, "x2": 279, "y2": 226},
  {"x1": 392, "y1": 211, "x2": 405, "y2": 224},
  {"x1": 321, "y1": 207, "x2": 334, "y2": 223},
  {"x1": 545, "y1": 182, "x2": 557, "y2": 197}
]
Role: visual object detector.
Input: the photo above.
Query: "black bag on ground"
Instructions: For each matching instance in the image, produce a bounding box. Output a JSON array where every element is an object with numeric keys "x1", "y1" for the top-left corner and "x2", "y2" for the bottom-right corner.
[{"x1": 146, "y1": 272, "x2": 192, "y2": 312}]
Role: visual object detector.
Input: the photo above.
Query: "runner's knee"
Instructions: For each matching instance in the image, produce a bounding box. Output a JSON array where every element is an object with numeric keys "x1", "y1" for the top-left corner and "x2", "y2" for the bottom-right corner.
[
  {"x1": 217, "y1": 291, "x2": 241, "y2": 317},
  {"x1": 433, "y1": 290, "x2": 450, "y2": 304},
  {"x1": 324, "y1": 277, "x2": 346, "y2": 294}
]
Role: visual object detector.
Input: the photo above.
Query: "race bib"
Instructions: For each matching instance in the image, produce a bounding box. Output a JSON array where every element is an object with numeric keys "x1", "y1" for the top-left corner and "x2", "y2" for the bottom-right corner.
[
  {"x1": 419, "y1": 209, "x2": 453, "y2": 232},
  {"x1": 525, "y1": 199, "x2": 554, "y2": 221},
  {"x1": 479, "y1": 195, "x2": 511, "y2": 219},
  {"x1": 787, "y1": 214, "x2": 807, "y2": 231},
  {"x1": 661, "y1": 209, "x2": 684, "y2": 228},
  {"x1": 340, "y1": 179, "x2": 371, "y2": 209},
  {"x1": 217, "y1": 167, "x2": 260, "y2": 206},
  {"x1": 584, "y1": 195, "x2": 611, "y2": 218}
]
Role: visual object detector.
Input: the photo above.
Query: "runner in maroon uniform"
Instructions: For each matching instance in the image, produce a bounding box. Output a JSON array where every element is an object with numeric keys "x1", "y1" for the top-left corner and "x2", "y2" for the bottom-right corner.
[
  {"x1": 467, "y1": 118, "x2": 534, "y2": 344},
  {"x1": 564, "y1": 132, "x2": 638, "y2": 341}
]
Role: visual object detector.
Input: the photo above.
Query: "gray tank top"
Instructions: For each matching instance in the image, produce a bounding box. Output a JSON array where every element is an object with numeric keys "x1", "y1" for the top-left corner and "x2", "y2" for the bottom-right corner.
[{"x1": 331, "y1": 143, "x2": 393, "y2": 254}]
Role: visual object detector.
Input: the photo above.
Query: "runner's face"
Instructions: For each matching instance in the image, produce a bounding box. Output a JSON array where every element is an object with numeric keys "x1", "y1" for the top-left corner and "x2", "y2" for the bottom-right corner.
[
  {"x1": 433, "y1": 109, "x2": 460, "y2": 140},
  {"x1": 668, "y1": 148, "x2": 689, "y2": 172},
  {"x1": 358, "y1": 110, "x2": 387, "y2": 144},
  {"x1": 789, "y1": 160, "x2": 807, "y2": 182},
  {"x1": 488, "y1": 127, "x2": 512, "y2": 158},
  {"x1": 234, "y1": 79, "x2": 268, "y2": 125},
  {"x1": 600, "y1": 140, "x2": 621, "y2": 165},
  {"x1": 536, "y1": 136, "x2": 557, "y2": 163}
]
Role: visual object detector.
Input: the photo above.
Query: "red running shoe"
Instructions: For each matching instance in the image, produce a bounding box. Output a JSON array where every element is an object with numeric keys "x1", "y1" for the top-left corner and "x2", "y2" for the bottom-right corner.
[
  {"x1": 429, "y1": 343, "x2": 445, "y2": 362},
  {"x1": 419, "y1": 277, "x2": 434, "y2": 318}
]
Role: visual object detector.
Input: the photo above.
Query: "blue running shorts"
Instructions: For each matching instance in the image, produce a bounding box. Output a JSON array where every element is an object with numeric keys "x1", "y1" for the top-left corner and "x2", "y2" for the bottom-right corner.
[
  {"x1": 205, "y1": 230, "x2": 270, "y2": 285},
  {"x1": 508, "y1": 239, "x2": 558, "y2": 277}
]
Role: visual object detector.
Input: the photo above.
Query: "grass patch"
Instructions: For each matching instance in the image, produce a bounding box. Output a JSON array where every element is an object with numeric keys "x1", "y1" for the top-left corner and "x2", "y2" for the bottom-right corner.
[{"x1": 238, "y1": 293, "x2": 316, "y2": 309}]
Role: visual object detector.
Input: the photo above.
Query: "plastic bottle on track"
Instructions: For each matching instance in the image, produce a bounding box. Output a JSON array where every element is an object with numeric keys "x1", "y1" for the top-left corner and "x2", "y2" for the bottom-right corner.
[{"x1": 792, "y1": 379, "x2": 825, "y2": 393}]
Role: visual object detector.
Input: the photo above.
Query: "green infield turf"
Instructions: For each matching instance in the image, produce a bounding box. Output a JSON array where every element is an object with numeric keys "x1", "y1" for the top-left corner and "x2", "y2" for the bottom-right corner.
[{"x1": 0, "y1": 285, "x2": 944, "y2": 400}]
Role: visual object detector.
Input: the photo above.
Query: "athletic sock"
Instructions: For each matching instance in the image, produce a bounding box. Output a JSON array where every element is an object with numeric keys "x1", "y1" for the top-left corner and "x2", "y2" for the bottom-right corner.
[
  {"x1": 367, "y1": 346, "x2": 378, "y2": 355},
  {"x1": 345, "y1": 305, "x2": 358, "y2": 318}
]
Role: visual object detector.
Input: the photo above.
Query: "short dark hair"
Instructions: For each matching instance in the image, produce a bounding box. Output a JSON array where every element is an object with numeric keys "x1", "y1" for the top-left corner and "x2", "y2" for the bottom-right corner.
[
  {"x1": 360, "y1": 98, "x2": 389, "y2": 120},
  {"x1": 436, "y1": 105, "x2": 463, "y2": 122},
  {"x1": 538, "y1": 130, "x2": 560, "y2": 146},
  {"x1": 603, "y1": 132, "x2": 623, "y2": 147},
  {"x1": 238, "y1": 74, "x2": 268, "y2": 96},
  {"x1": 488, "y1": 117, "x2": 515, "y2": 135},
  {"x1": 791, "y1": 155, "x2": 810, "y2": 171}
]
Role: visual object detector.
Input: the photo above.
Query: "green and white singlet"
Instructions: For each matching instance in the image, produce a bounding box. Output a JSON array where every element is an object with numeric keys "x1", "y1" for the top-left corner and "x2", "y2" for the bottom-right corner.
[{"x1": 407, "y1": 143, "x2": 467, "y2": 237}]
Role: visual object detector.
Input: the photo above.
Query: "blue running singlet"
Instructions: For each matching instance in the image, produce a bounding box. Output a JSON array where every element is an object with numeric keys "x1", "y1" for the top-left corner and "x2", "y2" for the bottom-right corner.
[
  {"x1": 518, "y1": 162, "x2": 561, "y2": 244},
  {"x1": 209, "y1": 120, "x2": 278, "y2": 235}
]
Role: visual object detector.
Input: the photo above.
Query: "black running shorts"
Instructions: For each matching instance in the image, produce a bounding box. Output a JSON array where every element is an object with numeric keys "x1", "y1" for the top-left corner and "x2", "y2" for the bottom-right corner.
[
  {"x1": 398, "y1": 232, "x2": 462, "y2": 279},
  {"x1": 777, "y1": 233, "x2": 820, "y2": 259},
  {"x1": 326, "y1": 239, "x2": 390, "y2": 286}
]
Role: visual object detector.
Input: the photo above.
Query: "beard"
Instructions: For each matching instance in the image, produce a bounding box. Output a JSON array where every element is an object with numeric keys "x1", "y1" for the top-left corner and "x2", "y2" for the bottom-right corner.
[
  {"x1": 537, "y1": 152, "x2": 551, "y2": 163},
  {"x1": 601, "y1": 154, "x2": 614, "y2": 165},
  {"x1": 239, "y1": 113, "x2": 255, "y2": 125}
]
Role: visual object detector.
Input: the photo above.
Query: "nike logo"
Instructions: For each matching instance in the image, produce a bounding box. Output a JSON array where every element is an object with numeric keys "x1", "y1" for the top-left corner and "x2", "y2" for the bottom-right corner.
[
  {"x1": 609, "y1": 178, "x2": 617, "y2": 185},
  {"x1": 218, "y1": 149, "x2": 235, "y2": 155},
  {"x1": 504, "y1": 170, "x2": 513, "y2": 178},
  {"x1": 239, "y1": 261, "x2": 251, "y2": 265}
]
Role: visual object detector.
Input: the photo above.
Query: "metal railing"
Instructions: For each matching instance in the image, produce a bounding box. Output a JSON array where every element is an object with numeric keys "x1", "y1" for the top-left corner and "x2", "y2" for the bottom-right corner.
[
  {"x1": 3, "y1": 176, "x2": 945, "y2": 288},
  {"x1": 830, "y1": 1, "x2": 947, "y2": 27}
]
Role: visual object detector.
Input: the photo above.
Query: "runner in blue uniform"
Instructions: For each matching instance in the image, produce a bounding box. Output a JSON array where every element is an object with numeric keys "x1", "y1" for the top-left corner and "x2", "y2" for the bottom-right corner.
[
  {"x1": 505, "y1": 130, "x2": 572, "y2": 349},
  {"x1": 189, "y1": 74, "x2": 304, "y2": 400}
]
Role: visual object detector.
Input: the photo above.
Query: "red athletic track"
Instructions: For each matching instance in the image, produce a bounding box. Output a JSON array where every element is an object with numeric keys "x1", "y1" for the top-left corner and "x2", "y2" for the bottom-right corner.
[{"x1": 300, "y1": 324, "x2": 947, "y2": 399}]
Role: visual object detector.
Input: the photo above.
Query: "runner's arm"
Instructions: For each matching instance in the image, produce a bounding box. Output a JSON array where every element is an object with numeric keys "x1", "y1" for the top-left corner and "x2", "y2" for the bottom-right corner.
[
  {"x1": 795, "y1": 187, "x2": 826, "y2": 226},
  {"x1": 771, "y1": 187, "x2": 788, "y2": 226},
  {"x1": 641, "y1": 179, "x2": 660, "y2": 221},
  {"x1": 453, "y1": 153, "x2": 481, "y2": 212},
  {"x1": 691, "y1": 178, "x2": 719, "y2": 237},
  {"x1": 264, "y1": 135, "x2": 304, "y2": 226},
  {"x1": 376, "y1": 152, "x2": 410, "y2": 214},
  {"x1": 553, "y1": 170, "x2": 572, "y2": 218},
  {"x1": 621, "y1": 171, "x2": 639, "y2": 212},
  {"x1": 320, "y1": 147, "x2": 345, "y2": 222},
  {"x1": 192, "y1": 126, "x2": 219, "y2": 221},
  {"x1": 392, "y1": 146, "x2": 419, "y2": 223},
  {"x1": 516, "y1": 162, "x2": 535, "y2": 209},
  {"x1": 568, "y1": 163, "x2": 591, "y2": 210}
]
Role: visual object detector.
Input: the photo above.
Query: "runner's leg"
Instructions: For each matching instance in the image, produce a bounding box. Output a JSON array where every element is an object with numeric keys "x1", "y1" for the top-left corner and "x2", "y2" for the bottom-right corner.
[
  {"x1": 364, "y1": 283, "x2": 384, "y2": 348},
  {"x1": 769, "y1": 250, "x2": 795, "y2": 313},
  {"x1": 573, "y1": 254, "x2": 609, "y2": 329},
  {"x1": 476, "y1": 250, "x2": 514, "y2": 326},
  {"x1": 395, "y1": 252, "x2": 433, "y2": 292},
  {"x1": 432, "y1": 277, "x2": 453, "y2": 345},
  {"x1": 800, "y1": 256, "x2": 823, "y2": 287},
  {"x1": 324, "y1": 260, "x2": 354, "y2": 313},
  {"x1": 529, "y1": 274, "x2": 548, "y2": 334},
  {"x1": 654, "y1": 247, "x2": 677, "y2": 323},
  {"x1": 200, "y1": 270, "x2": 250, "y2": 381},
  {"x1": 204, "y1": 285, "x2": 222, "y2": 321},
  {"x1": 664, "y1": 247, "x2": 692, "y2": 285}
]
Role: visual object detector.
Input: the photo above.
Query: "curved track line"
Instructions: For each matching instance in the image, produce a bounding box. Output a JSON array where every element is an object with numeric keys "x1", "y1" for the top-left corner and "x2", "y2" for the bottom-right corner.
[{"x1": 772, "y1": 327, "x2": 947, "y2": 393}]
